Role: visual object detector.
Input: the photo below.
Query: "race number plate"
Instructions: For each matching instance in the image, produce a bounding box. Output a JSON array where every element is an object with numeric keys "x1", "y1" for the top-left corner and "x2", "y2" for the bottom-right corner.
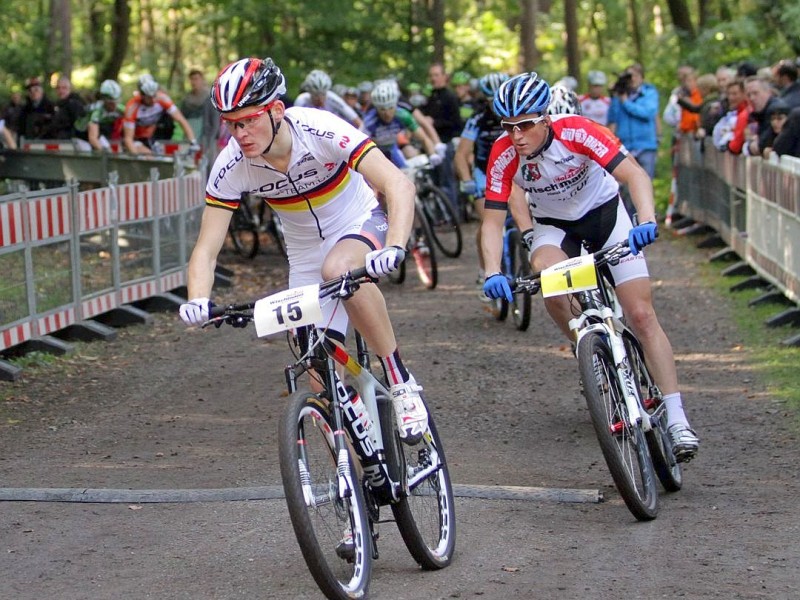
[
  {"x1": 540, "y1": 254, "x2": 598, "y2": 298},
  {"x1": 253, "y1": 284, "x2": 322, "y2": 337}
]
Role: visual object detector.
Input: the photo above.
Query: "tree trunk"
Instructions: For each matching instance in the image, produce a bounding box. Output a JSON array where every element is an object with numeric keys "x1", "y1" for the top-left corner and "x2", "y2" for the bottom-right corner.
[
  {"x1": 564, "y1": 0, "x2": 580, "y2": 81},
  {"x1": 98, "y1": 0, "x2": 131, "y2": 84},
  {"x1": 627, "y1": 0, "x2": 643, "y2": 64},
  {"x1": 664, "y1": 0, "x2": 695, "y2": 40},
  {"x1": 520, "y1": 0, "x2": 540, "y2": 72},
  {"x1": 430, "y1": 0, "x2": 446, "y2": 65}
]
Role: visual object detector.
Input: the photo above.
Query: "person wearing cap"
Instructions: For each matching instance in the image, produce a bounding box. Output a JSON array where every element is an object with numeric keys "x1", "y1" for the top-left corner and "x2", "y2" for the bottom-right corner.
[
  {"x1": 122, "y1": 73, "x2": 197, "y2": 155},
  {"x1": 761, "y1": 99, "x2": 792, "y2": 159},
  {"x1": 19, "y1": 77, "x2": 56, "y2": 140},
  {"x1": 579, "y1": 70, "x2": 610, "y2": 125}
]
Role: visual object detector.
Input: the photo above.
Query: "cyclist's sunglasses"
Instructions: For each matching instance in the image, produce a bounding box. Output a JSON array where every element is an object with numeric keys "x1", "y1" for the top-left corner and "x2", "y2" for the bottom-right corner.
[
  {"x1": 222, "y1": 102, "x2": 275, "y2": 131},
  {"x1": 500, "y1": 115, "x2": 547, "y2": 133}
]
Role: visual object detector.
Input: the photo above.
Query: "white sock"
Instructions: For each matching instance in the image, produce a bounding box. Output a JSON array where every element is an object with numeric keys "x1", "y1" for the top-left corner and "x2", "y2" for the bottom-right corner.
[{"x1": 663, "y1": 393, "x2": 689, "y2": 428}]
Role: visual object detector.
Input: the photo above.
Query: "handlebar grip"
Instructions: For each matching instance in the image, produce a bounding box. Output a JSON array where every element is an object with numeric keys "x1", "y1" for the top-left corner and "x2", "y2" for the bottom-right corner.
[{"x1": 209, "y1": 305, "x2": 226, "y2": 318}]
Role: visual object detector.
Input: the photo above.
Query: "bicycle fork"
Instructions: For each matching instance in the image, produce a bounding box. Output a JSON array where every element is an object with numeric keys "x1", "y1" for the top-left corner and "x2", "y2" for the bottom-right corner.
[{"x1": 571, "y1": 308, "x2": 654, "y2": 434}]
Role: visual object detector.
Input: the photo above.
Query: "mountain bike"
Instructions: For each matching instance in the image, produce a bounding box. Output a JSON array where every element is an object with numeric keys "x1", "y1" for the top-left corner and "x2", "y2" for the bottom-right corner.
[
  {"x1": 227, "y1": 194, "x2": 288, "y2": 259},
  {"x1": 489, "y1": 213, "x2": 532, "y2": 331},
  {"x1": 403, "y1": 155, "x2": 462, "y2": 258},
  {"x1": 512, "y1": 240, "x2": 681, "y2": 520},
  {"x1": 205, "y1": 267, "x2": 455, "y2": 599},
  {"x1": 385, "y1": 197, "x2": 438, "y2": 290}
]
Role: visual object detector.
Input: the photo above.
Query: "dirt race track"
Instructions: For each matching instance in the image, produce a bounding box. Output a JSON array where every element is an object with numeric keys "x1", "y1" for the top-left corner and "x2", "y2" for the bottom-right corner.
[{"x1": 1, "y1": 222, "x2": 798, "y2": 599}]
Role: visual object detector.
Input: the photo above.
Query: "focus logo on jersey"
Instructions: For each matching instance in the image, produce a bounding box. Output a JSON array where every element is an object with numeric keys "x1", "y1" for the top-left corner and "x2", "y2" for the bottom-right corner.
[
  {"x1": 212, "y1": 150, "x2": 245, "y2": 188},
  {"x1": 559, "y1": 127, "x2": 611, "y2": 159},
  {"x1": 300, "y1": 124, "x2": 335, "y2": 139}
]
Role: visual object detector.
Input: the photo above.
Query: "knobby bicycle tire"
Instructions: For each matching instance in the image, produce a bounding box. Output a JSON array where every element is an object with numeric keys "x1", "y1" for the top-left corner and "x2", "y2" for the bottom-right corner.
[
  {"x1": 278, "y1": 392, "x2": 372, "y2": 600},
  {"x1": 578, "y1": 332, "x2": 659, "y2": 521},
  {"x1": 384, "y1": 393, "x2": 456, "y2": 569},
  {"x1": 509, "y1": 230, "x2": 532, "y2": 331},
  {"x1": 228, "y1": 202, "x2": 260, "y2": 259},
  {"x1": 419, "y1": 184, "x2": 463, "y2": 258},
  {"x1": 410, "y1": 204, "x2": 438, "y2": 290},
  {"x1": 623, "y1": 333, "x2": 682, "y2": 492}
]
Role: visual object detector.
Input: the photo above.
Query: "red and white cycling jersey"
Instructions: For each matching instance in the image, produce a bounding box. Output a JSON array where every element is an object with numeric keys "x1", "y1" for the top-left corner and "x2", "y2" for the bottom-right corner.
[
  {"x1": 485, "y1": 114, "x2": 627, "y2": 221},
  {"x1": 206, "y1": 106, "x2": 379, "y2": 245},
  {"x1": 123, "y1": 90, "x2": 178, "y2": 140}
]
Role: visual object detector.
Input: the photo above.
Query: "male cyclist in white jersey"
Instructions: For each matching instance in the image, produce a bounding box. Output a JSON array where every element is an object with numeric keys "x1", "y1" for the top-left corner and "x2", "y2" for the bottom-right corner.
[
  {"x1": 481, "y1": 72, "x2": 699, "y2": 462},
  {"x1": 179, "y1": 57, "x2": 428, "y2": 442},
  {"x1": 294, "y1": 68, "x2": 363, "y2": 129}
]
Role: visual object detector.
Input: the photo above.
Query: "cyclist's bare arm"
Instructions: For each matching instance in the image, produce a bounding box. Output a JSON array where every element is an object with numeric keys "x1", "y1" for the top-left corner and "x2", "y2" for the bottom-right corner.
[
  {"x1": 612, "y1": 155, "x2": 657, "y2": 223},
  {"x1": 357, "y1": 150, "x2": 415, "y2": 248},
  {"x1": 412, "y1": 126, "x2": 437, "y2": 157},
  {"x1": 480, "y1": 205, "x2": 507, "y2": 275},
  {"x1": 187, "y1": 206, "x2": 234, "y2": 299},
  {"x1": 169, "y1": 107, "x2": 197, "y2": 145},
  {"x1": 413, "y1": 107, "x2": 440, "y2": 145},
  {"x1": 508, "y1": 184, "x2": 532, "y2": 230},
  {"x1": 453, "y1": 137, "x2": 474, "y2": 183},
  {"x1": 122, "y1": 124, "x2": 147, "y2": 154}
]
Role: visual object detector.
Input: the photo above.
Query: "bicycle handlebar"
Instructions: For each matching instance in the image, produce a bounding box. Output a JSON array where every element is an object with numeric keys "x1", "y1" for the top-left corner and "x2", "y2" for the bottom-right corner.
[{"x1": 511, "y1": 239, "x2": 631, "y2": 293}]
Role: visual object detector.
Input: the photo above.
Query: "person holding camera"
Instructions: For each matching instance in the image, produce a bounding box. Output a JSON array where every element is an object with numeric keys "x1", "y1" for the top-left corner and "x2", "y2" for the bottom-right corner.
[{"x1": 607, "y1": 63, "x2": 660, "y2": 180}]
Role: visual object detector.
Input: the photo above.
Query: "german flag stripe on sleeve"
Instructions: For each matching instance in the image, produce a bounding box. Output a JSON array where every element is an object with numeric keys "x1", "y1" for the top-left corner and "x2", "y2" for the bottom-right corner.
[
  {"x1": 205, "y1": 195, "x2": 239, "y2": 211},
  {"x1": 350, "y1": 139, "x2": 376, "y2": 171}
]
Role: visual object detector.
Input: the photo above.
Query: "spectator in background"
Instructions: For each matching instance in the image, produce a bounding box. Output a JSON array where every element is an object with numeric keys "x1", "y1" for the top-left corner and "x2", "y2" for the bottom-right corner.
[
  {"x1": 180, "y1": 69, "x2": 219, "y2": 159},
  {"x1": 19, "y1": 77, "x2": 55, "y2": 140},
  {"x1": 761, "y1": 99, "x2": 791, "y2": 159},
  {"x1": 123, "y1": 74, "x2": 197, "y2": 155},
  {"x1": 771, "y1": 105, "x2": 800, "y2": 158},
  {"x1": 713, "y1": 79, "x2": 750, "y2": 153},
  {"x1": 715, "y1": 66, "x2": 737, "y2": 112},
  {"x1": 743, "y1": 75, "x2": 778, "y2": 156},
  {"x1": 49, "y1": 75, "x2": 87, "y2": 140},
  {"x1": 451, "y1": 71, "x2": 475, "y2": 120},
  {"x1": 675, "y1": 68, "x2": 703, "y2": 136},
  {"x1": 2, "y1": 89, "x2": 24, "y2": 138},
  {"x1": 579, "y1": 70, "x2": 610, "y2": 125},
  {"x1": 421, "y1": 62, "x2": 463, "y2": 213},
  {"x1": 607, "y1": 63, "x2": 659, "y2": 179},
  {"x1": 87, "y1": 79, "x2": 125, "y2": 152},
  {"x1": 676, "y1": 73, "x2": 721, "y2": 138},
  {"x1": 773, "y1": 60, "x2": 800, "y2": 109}
]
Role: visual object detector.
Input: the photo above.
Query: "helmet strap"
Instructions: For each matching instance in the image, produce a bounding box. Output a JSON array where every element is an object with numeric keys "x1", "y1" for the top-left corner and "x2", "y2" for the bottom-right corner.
[{"x1": 261, "y1": 111, "x2": 282, "y2": 156}]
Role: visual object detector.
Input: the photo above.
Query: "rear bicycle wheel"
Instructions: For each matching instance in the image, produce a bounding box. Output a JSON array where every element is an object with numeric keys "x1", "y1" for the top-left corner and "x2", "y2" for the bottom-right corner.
[
  {"x1": 578, "y1": 332, "x2": 659, "y2": 521},
  {"x1": 385, "y1": 394, "x2": 456, "y2": 569},
  {"x1": 419, "y1": 184, "x2": 463, "y2": 258},
  {"x1": 509, "y1": 230, "x2": 532, "y2": 331},
  {"x1": 228, "y1": 202, "x2": 260, "y2": 259},
  {"x1": 410, "y1": 204, "x2": 438, "y2": 289},
  {"x1": 278, "y1": 392, "x2": 372, "y2": 600},
  {"x1": 623, "y1": 333, "x2": 682, "y2": 492}
]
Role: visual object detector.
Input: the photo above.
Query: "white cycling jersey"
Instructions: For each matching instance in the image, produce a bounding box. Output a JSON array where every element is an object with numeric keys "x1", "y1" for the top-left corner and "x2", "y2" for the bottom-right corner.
[
  {"x1": 206, "y1": 106, "x2": 380, "y2": 247},
  {"x1": 485, "y1": 114, "x2": 627, "y2": 221},
  {"x1": 293, "y1": 90, "x2": 360, "y2": 125}
]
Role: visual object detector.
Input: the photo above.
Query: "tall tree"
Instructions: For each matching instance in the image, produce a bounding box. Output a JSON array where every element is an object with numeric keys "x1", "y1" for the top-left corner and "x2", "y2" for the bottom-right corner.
[
  {"x1": 665, "y1": 0, "x2": 695, "y2": 41},
  {"x1": 430, "y1": 0, "x2": 446, "y2": 65},
  {"x1": 98, "y1": 0, "x2": 131, "y2": 84},
  {"x1": 520, "y1": 0, "x2": 540, "y2": 71},
  {"x1": 564, "y1": 0, "x2": 580, "y2": 79}
]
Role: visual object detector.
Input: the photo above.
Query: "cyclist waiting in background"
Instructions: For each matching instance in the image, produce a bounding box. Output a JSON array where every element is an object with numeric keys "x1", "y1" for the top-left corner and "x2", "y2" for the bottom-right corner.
[
  {"x1": 123, "y1": 74, "x2": 198, "y2": 155},
  {"x1": 179, "y1": 57, "x2": 429, "y2": 442},
  {"x1": 361, "y1": 79, "x2": 442, "y2": 168},
  {"x1": 87, "y1": 79, "x2": 125, "y2": 152},
  {"x1": 481, "y1": 72, "x2": 699, "y2": 462},
  {"x1": 453, "y1": 72, "x2": 509, "y2": 296},
  {"x1": 294, "y1": 69, "x2": 363, "y2": 129}
]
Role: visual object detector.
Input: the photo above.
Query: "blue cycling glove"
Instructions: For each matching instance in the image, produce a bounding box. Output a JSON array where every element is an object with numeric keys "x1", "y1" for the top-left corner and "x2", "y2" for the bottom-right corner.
[
  {"x1": 628, "y1": 221, "x2": 658, "y2": 256},
  {"x1": 483, "y1": 273, "x2": 513, "y2": 302}
]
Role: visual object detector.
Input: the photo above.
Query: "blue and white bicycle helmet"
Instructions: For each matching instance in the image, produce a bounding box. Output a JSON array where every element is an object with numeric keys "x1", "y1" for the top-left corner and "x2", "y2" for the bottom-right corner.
[
  {"x1": 493, "y1": 72, "x2": 551, "y2": 118},
  {"x1": 478, "y1": 72, "x2": 509, "y2": 98},
  {"x1": 211, "y1": 57, "x2": 286, "y2": 113}
]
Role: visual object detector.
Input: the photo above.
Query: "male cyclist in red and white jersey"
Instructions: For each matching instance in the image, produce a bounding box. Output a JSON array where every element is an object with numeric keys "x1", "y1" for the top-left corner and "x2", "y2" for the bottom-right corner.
[
  {"x1": 123, "y1": 74, "x2": 198, "y2": 155},
  {"x1": 179, "y1": 57, "x2": 428, "y2": 442},
  {"x1": 481, "y1": 72, "x2": 699, "y2": 462}
]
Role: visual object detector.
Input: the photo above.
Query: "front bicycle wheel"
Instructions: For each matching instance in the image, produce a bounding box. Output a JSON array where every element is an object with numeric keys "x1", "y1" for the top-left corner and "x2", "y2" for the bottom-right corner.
[
  {"x1": 624, "y1": 333, "x2": 682, "y2": 492},
  {"x1": 228, "y1": 202, "x2": 260, "y2": 259},
  {"x1": 278, "y1": 392, "x2": 372, "y2": 600},
  {"x1": 419, "y1": 184, "x2": 463, "y2": 258},
  {"x1": 410, "y1": 204, "x2": 438, "y2": 289},
  {"x1": 384, "y1": 394, "x2": 456, "y2": 569},
  {"x1": 578, "y1": 332, "x2": 659, "y2": 521},
  {"x1": 509, "y1": 230, "x2": 532, "y2": 331}
]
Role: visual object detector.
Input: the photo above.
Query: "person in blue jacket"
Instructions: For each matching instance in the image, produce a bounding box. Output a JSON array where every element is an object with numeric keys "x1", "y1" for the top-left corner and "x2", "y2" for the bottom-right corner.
[{"x1": 607, "y1": 63, "x2": 660, "y2": 179}]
